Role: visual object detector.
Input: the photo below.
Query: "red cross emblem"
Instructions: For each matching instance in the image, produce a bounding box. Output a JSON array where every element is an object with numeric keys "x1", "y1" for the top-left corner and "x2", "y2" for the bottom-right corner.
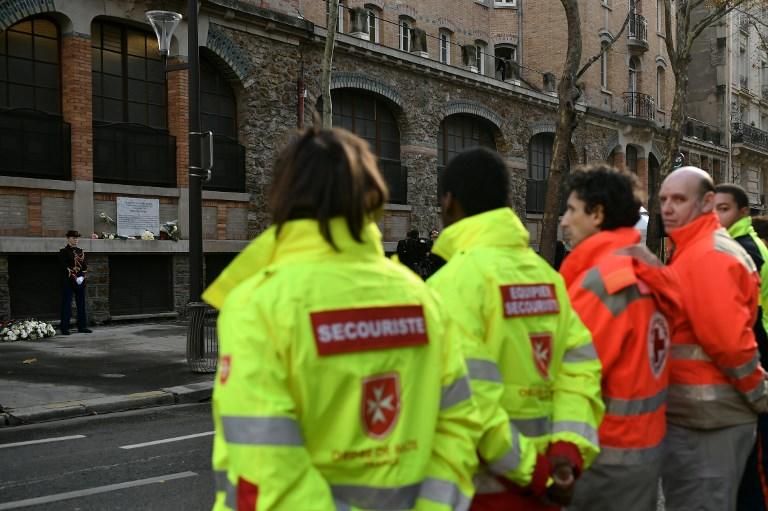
[
  {"x1": 647, "y1": 312, "x2": 670, "y2": 379},
  {"x1": 362, "y1": 373, "x2": 400, "y2": 439},
  {"x1": 530, "y1": 333, "x2": 553, "y2": 379}
]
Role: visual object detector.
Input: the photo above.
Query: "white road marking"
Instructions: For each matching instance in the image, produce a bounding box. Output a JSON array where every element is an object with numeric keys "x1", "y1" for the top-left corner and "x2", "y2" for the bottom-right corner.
[
  {"x1": 119, "y1": 431, "x2": 214, "y2": 450},
  {"x1": 0, "y1": 435, "x2": 86, "y2": 450},
  {"x1": 0, "y1": 471, "x2": 198, "y2": 510}
]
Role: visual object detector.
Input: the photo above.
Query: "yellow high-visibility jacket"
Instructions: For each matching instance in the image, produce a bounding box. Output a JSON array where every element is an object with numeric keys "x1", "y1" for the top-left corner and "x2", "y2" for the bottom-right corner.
[
  {"x1": 207, "y1": 218, "x2": 482, "y2": 511},
  {"x1": 428, "y1": 208, "x2": 604, "y2": 491}
]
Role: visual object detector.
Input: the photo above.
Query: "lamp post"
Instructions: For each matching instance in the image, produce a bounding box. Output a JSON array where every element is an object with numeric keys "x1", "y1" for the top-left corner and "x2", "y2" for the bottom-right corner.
[{"x1": 147, "y1": 3, "x2": 204, "y2": 303}]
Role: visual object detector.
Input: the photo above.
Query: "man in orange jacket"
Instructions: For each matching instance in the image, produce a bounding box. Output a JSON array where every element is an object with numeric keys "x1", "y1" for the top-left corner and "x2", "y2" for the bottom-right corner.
[
  {"x1": 559, "y1": 165, "x2": 682, "y2": 511},
  {"x1": 660, "y1": 166, "x2": 768, "y2": 511}
]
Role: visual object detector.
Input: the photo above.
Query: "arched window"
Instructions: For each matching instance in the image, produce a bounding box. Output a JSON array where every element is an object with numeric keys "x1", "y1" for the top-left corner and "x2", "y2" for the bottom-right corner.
[
  {"x1": 364, "y1": 4, "x2": 381, "y2": 43},
  {"x1": 399, "y1": 16, "x2": 413, "y2": 52},
  {"x1": 438, "y1": 114, "x2": 497, "y2": 195},
  {"x1": 439, "y1": 29, "x2": 452, "y2": 64},
  {"x1": 475, "y1": 40, "x2": 488, "y2": 75},
  {"x1": 92, "y1": 20, "x2": 173, "y2": 186},
  {"x1": 0, "y1": 18, "x2": 60, "y2": 113},
  {"x1": 600, "y1": 42, "x2": 609, "y2": 89},
  {"x1": 331, "y1": 89, "x2": 404, "y2": 203},
  {"x1": 626, "y1": 145, "x2": 638, "y2": 173},
  {"x1": 0, "y1": 17, "x2": 69, "y2": 180},
  {"x1": 201, "y1": 53, "x2": 244, "y2": 192},
  {"x1": 629, "y1": 56, "x2": 640, "y2": 94},
  {"x1": 527, "y1": 133, "x2": 554, "y2": 213}
]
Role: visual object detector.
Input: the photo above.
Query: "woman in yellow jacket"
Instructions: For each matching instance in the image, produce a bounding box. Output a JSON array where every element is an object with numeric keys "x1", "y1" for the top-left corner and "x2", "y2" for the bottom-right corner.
[{"x1": 205, "y1": 127, "x2": 481, "y2": 511}]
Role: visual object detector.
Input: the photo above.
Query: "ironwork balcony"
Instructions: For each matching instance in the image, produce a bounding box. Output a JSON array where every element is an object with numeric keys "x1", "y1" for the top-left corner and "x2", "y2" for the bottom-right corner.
[
  {"x1": 203, "y1": 135, "x2": 245, "y2": 193},
  {"x1": 732, "y1": 122, "x2": 768, "y2": 153},
  {"x1": 684, "y1": 117, "x2": 722, "y2": 146},
  {"x1": 623, "y1": 92, "x2": 655, "y2": 120},
  {"x1": 379, "y1": 159, "x2": 407, "y2": 204},
  {"x1": 93, "y1": 122, "x2": 176, "y2": 187},
  {"x1": 627, "y1": 12, "x2": 649, "y2": 52},
  {"x1": 0, "y1": 109, "x2": 71, "y2": 180}
]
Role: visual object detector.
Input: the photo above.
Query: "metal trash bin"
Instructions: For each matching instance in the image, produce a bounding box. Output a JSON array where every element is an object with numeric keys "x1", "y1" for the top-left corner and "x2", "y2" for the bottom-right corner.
[{"x1": 186, "y1": 302, "x2": 218, "y2": 373}]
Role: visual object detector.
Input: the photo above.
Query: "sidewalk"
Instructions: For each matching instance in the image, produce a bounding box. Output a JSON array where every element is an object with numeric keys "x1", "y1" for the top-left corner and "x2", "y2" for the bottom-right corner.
[{"x1": 0, "y1": 322, "x2": 214, "y2": 427}]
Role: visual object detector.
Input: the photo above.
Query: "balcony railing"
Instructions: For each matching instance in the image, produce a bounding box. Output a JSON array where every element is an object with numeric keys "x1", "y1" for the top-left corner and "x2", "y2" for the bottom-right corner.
[
  {"x1": 623, "y1": 92, "x2": 655, "y2": 120},
  {"x1": 93, "y1": 122, "x2": 176, "y2": 187},
  {"x1": 684, "y1": 117, "x2": 722, "y2": 146},
  {"x1": 204, "y1": 135, "x2": 246, "y2": 193},
  {"x1": 0, "y1": 109, "x2": 71, "y2": 180},
  {"x1": 733, "y1": 122, "x2": 768, "y2": 152},
  {"x1": 379, "y1": 159, "x2": 407, "y2": 204},
  {"x1": 628, "y1": 13, "x2": 648, "y2": 50}
]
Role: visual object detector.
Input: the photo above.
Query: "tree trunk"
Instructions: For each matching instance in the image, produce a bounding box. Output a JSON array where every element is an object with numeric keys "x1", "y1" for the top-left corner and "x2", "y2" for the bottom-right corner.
[
  {"x1": 321, "y1": 1, "x2": 339, "y2": 129},
  {"x1": 539, "y1": 0, "x2": 581, "y2": 264}
]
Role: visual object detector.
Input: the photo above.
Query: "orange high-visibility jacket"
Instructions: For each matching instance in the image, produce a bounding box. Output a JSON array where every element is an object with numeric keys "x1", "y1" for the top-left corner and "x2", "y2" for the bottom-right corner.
[
  {"x1": 560, "y1": 228, "x2": 683, "y2": 466},
  {"x1": 667, "y1": 212, "x2": 768, "y2": 428}
]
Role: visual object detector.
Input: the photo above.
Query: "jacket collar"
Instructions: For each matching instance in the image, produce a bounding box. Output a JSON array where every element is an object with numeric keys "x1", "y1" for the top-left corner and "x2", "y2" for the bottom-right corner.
[
  {"x1": 728, "y1": 215, "x2": 754, "y2": 239},
  {"x1": 560, "y1": 228, "x2": 640, "y2": 286},
  {"x1": 667, "y1": 212, "x2": 721, "y2": 253},
  {"x1": 203, "y1": 218, "x2": 383, "y2": 309},
  {"x1": 432, "y1": 208, "x2": 528, "y2": 262}
]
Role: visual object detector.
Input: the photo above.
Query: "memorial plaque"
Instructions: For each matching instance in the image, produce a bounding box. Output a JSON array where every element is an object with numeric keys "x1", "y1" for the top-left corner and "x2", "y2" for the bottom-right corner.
[{"x1": 117, "y1": 197, "x2": 160, "y2": 237}]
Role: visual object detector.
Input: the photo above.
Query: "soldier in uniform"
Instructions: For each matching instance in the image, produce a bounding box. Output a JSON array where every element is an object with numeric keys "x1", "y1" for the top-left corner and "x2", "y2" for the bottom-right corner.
[{"x1": 58, "y1": 230, "x2": 92, "y2": 335}]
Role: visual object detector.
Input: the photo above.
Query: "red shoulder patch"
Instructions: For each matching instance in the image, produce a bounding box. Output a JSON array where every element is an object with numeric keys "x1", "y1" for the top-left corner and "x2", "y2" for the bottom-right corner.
[{"x1": 311, "y1": 305, "x2": 429, "y2": 356}]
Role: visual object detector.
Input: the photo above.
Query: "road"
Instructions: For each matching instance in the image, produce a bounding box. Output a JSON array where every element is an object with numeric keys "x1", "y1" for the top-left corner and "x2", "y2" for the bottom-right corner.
[{"x1": 0, "y1": 403, "x2": 215, "y2": 510}]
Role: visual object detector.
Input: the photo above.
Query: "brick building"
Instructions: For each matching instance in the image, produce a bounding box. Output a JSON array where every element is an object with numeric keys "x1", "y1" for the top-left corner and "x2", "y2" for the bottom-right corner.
[{"x1": 0, "y1": 0, "x2": 727, "y2": 322}]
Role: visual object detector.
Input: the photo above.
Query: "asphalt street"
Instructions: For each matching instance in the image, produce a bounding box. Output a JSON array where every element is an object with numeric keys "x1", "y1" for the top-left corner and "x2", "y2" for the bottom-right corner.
[{"x1": 0, "y1": 403, "x2": 215, "y2": 510}]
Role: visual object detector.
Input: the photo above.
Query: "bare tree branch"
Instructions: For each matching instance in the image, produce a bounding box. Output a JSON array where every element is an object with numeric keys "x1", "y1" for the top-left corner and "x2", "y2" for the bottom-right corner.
[
  {"x1": 690, "y1": 0, "x2": 747, "y2": 45},
  {"x1": 576, "y1": 12, "x2": 630, "y2": 79}
]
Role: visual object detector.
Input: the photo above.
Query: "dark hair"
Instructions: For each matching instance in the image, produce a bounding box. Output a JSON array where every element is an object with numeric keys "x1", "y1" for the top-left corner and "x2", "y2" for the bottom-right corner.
[
  {"x1": 565, "y1": 164, "x2": 641, "y2": 230},
  {"x1": 753, "y1": 216, "x2": 768, "y2": 241},
  {"x1": 407, "y1": 229, "x2": 419, "y2": 239},
  {"x1": 715, "y1": 183, "x2": 749, "y2": 210},
  {"x1": 440, "y1": 147, "x2": 509, "y2": 216},
  {"x1": 269, "y1": 127, "x2": 388, "y2": 249}
]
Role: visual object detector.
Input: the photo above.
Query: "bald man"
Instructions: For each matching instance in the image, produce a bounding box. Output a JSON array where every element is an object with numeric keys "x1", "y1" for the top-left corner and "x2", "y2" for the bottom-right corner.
[{"x1": 659, "y1": 167, "x2": 768, "y2": 511}]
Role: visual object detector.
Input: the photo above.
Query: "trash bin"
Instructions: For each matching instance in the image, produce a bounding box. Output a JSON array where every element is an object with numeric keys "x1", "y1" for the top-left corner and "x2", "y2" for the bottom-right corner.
[{"x1": 186, "y1": 302, "x2": 218, "y2": 373}]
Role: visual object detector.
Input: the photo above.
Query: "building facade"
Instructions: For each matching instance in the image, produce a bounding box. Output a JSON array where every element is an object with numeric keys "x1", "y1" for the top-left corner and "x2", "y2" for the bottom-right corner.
[{"x1": 0, "y1": 0, "x2": 726, "y2": 322}]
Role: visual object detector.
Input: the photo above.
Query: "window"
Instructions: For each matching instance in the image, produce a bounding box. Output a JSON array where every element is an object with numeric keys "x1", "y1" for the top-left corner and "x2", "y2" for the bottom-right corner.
[
  {"x1": 527, "y1": 133, "x2": 554, "y2": 213},
  {"x1": 600, "y1": 42, "x2": 609, "y2": 89},
  {"x1": 201, "y1": 54, "x2": 244, "y2": 192},
  {"x1": 438, "y1": 115, "x2": 496, "y2": 196},
  {"x1": 440, "y1": 31, "x2": 451, "y2": 64},
  {"x1": 495, "y1": 44, "x2": 517, "y2": 81},
  {"x1": 365, "y1": 5, "x2": 380, "y2": 43},
  {"x1": 91, "y1": 21, "x2": 166, "y2": 128},
  {"x1": 657, "y1": 0, "x2": 664, "y2": 32},
  {"x1": 626, "y1": 145, "x2": 638, "y2": 173},
  {"x1": 326, "y1": 1, "x2": 344, "y2": 32},
  {"x1": 494, "y1": 0, "x2": 517, "y2": 6},
  {"x1": 628, "y1": 56, "x2": 639, "y2": 94},
  {"x1": 331, "y1": 90, "x2": 404, "y2": 203},
  {"x1": 476, "y1": 41, "x2": 487, "y2": 75},
  {"x1": 601, "y1": 0, "x2": 610, "y2": 6},
  {"x1": 656, "y1": 66, "x2": 666, "y2": 110},
  {"x1": 0, "y1": 18, "x2": 60, "y2": 114},
  {"x1": 399, "y1": 17, "x2": 411, "y2": 52},
  {"x1": 740, "y1": 43, "x2": 748, "y2": 88}
]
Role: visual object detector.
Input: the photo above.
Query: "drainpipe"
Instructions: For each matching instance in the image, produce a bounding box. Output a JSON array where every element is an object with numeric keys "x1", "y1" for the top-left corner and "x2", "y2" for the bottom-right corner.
[
  {"x1": 517, "y1": 0, "x2": 523, "y2": 70},
  {"x1": 727, "y1": 11, "x2": 733, "y2": 183}
]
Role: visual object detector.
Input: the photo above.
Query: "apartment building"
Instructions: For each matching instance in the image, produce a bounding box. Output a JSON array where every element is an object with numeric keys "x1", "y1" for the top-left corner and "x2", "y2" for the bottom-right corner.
[
  {"x1": 0, "y1": 0, "x2": 723, "y2": 321},
  {"x1": 688, "y1": 4, "x2": 768, "y2": 210}
]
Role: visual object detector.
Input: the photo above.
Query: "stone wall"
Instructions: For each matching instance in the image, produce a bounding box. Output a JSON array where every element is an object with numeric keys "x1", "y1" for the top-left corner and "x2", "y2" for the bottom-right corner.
[{"x1": 85, "y1": 254, "x2": 109, "y2": 324}]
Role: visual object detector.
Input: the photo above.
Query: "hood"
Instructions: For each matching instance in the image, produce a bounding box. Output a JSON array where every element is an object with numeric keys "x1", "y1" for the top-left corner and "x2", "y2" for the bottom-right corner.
[{"x1": 432, "y1": 208, "x2": 529, "y2": 262}]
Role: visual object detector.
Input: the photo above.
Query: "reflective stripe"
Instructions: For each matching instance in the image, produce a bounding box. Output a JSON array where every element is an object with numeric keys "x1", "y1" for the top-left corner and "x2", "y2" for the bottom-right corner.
[
  {"x1": 723, "y1": 353, "x2": 761, "y2": 380},
  {"x1": 604, "y1": 388, "x2": 667, "y2": 416},
  {"x1": 334, "y1": 499, "x2": 351, "y2": 511},
  {"x1": 331, "y1": 483, "x2": 419, "y2": 510},
  {"x1": 563, "y1": 343, "x2": 599, "y2": 363},
  {"x1": 441, "y1": 376, "x2": 472, "y2": 409},
  {"x1": 488, "y1": 425, "x2": 522, "y2": 475},
  {"x1": 511, "y1": 416, "x2": 551, "y2": 437},
  {"x1": 671, "y1": 344, "x2": 711, "y2": 362},
  {"x1": 420, "y1": 478, "x2": 471, "y2": 511},
  {"x1": 581, "y1": 267, "x2": 644, "y2": 316},
  {"x1": 668, "y1": 383, "x2": 740, "y2": 401},
  {"x1": 467, "y1": 358, "x2": 502, "y2": 382},
  {"x1": 221, "y1": 416, "x2": 303, "y2": 446},
  {"x1": 553, "y1": 420, "x2": 599, "y2": 445},
  {"x1": 596, "y1": 442, "x2": 664, "y2": 465},
  {"x1": 745, "y1": 379, "x2": 768, "y2": 403}
]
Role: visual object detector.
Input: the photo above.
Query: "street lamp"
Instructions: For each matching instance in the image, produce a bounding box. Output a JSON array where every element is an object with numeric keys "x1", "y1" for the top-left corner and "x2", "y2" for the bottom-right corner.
[
  {"x1": 146, "y1": 3, "x2": 205, "y2": 303},
  {"x1": 148, "y1": 3, "x2": 215, "y2": 372}
]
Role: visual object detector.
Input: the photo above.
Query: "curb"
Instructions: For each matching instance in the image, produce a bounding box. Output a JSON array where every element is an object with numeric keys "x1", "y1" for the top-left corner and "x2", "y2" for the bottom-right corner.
[{"x1": 0, "y1": 381, "x2": 213, "y2": 427}]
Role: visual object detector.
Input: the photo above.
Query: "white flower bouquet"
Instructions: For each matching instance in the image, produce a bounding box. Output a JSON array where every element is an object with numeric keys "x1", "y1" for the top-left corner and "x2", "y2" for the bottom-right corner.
[{"x1": 0, "y1": 319, "x2": 56, "y2": 342}]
